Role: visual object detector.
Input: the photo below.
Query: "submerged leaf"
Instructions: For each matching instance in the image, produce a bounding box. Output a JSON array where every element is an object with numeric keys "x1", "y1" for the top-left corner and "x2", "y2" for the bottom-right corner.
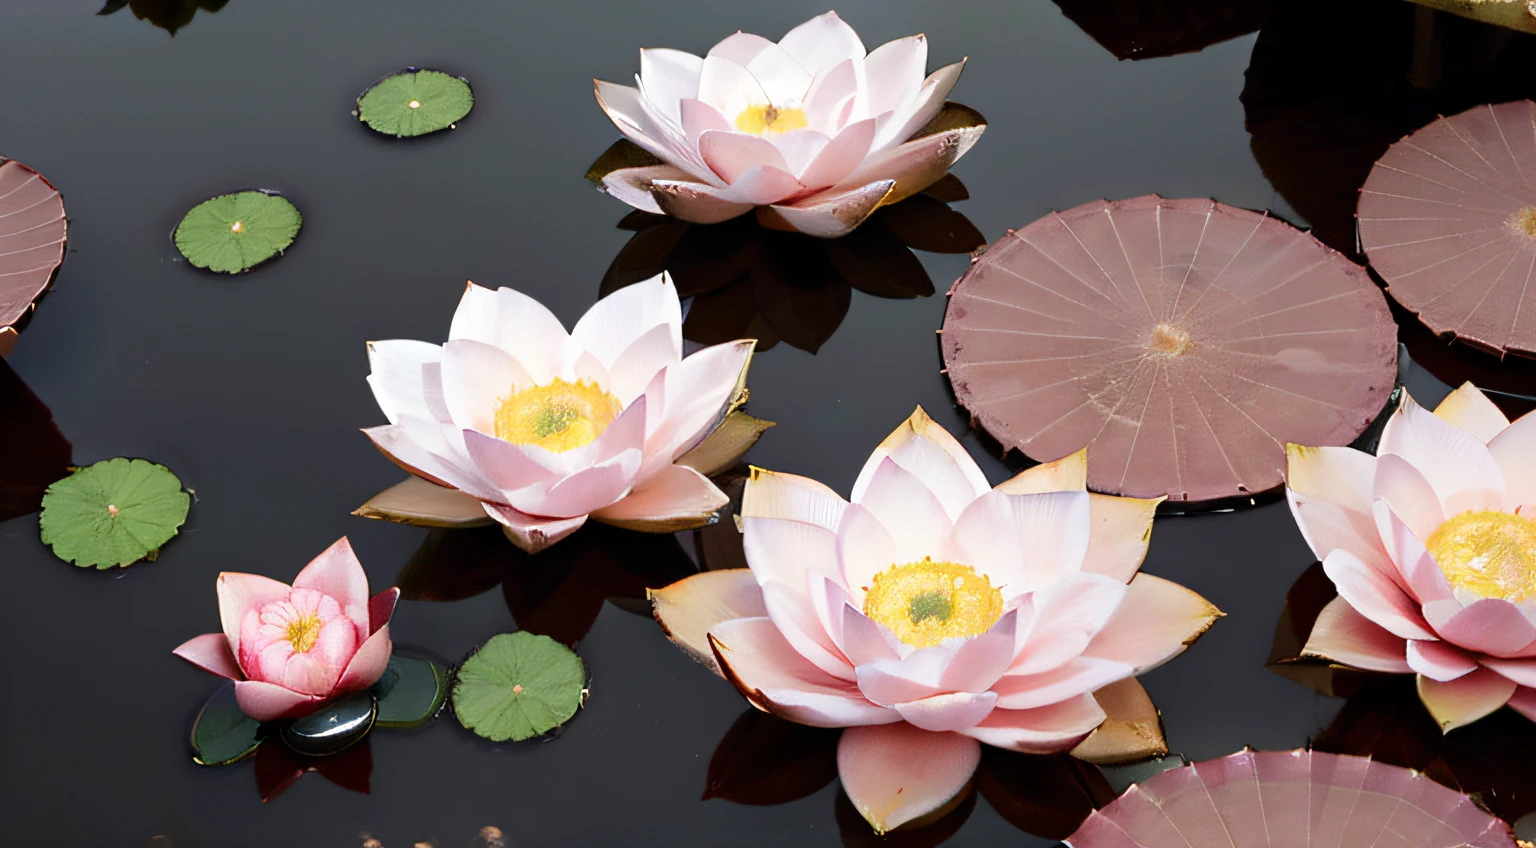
[
  {"x1": 174, "y1": 190, "x2": 301, "y2": 274},
  {"x1": 452, "y1": 632, "x2": 585, "y2": 742},
  {"x1": 371, "y1": 654, "x2": 449, "y2": 728},
  {"x1": 39, "y1": 458, "x2": 189, "y2": 568},
  {"x1": 190, "y1": 682, "x2": 262, "y2": 766},
  {"x1": 357, "y1": 69, "x2": 474, "y2": 138}
]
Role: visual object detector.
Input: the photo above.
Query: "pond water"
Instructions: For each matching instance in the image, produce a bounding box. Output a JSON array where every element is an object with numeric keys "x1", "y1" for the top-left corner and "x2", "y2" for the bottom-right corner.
[{"x1": 2, "y1": 1, "x2": 1535, "y2": 846}]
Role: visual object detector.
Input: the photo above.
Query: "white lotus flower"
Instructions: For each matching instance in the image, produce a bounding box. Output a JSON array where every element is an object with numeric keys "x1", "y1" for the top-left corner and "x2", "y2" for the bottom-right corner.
[{"x1": 593, "y1": 11, "x2": 986, "y2": 238}]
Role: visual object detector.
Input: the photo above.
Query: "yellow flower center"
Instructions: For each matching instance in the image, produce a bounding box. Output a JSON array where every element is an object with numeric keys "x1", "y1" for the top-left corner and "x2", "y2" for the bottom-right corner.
[
  {"x1": 493, "y1": 377, "x2": 622, "y2": 453},
  {"x1": 1518, "y1": 206, "x2": 1536, "y2": 239},
  {"x1": 1426, "y1": 510, "x2": 1536, "y2": 602},
  {"x1": 285, "y1": 614, "x2": 322, "y2": 653},
  {"x1": 735, "y1": 104, "x2": 808, "y2": 135},
  {"x1": 862, "y1": 559, "x2": 1005, "y2": 648}
]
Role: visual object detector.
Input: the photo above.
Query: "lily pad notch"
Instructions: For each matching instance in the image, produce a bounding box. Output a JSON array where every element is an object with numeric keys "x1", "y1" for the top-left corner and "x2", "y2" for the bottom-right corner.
[
  {"x1": 39, "y1": 457, "x2": 190, "y2": 569},
  {"x1": 355, "y1": 68, "x2": 474, "y2": 138},
  {"x1": 174, "y1": 189, "x2": 302, "y2": 274},
  {"x1": 452, "y1": 632, "x2": 587, "y2": 743}
]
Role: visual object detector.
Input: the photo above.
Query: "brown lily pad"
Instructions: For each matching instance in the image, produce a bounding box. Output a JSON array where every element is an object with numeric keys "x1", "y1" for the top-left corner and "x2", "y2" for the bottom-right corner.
[
  {"x1": 1052, "y1": 0, "x2": 1273, "y2": 61},
  {"x1": 1358, "y1": 99, "x2": 1536, "y2": 357},
  {"x1": 942, "y1": 195, "x2": 1398, "y2": 503},
  {"x1": 0, "y1": 159, "x2": 67, "y2": 355},
  {"x1": 0, "y1": 357, "x2": 70, "y2": 523}
]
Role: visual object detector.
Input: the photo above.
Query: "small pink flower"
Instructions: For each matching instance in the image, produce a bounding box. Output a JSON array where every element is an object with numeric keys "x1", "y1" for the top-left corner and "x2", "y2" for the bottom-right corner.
[
  {"x1": 651, "y1": 408, "x2": 1221, "y2": 833},
  {"x1": 593, "y1": 11, "x2": 986, "y2": 238},
  {"x1": 173, "y1": 538, "x2": 399, "y2": 722},
  {"x1": 1287, "y1": 383, "x2": 1536, "y2": 732}
]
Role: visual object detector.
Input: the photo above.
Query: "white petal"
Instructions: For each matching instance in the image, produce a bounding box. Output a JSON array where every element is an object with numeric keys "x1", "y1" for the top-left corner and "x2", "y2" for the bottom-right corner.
[
  {"x1": 862, "y1": 35, "x2": 928, "y2": 117},
  {"x1": 366, "y1": 339, "x2": 443, "y2": 425},
  {"x1": 639, "y1": 48, "x2": 703, "y2": 127},
  {"x1": 777, "y1": 11, "x2": 866, "y2": 76},
  {"x1": 571, "y1": 271, "x2": 682, "y2": 372}
]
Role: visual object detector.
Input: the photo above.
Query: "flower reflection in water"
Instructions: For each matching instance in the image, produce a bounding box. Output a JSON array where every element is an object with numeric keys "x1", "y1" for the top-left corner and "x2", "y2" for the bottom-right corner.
[
  {"x1": 395, "y1": 522, "x2": 701, "y2": 647},
  {"x1": 1051, "y1": 0, "x2": 1271, "y2": 61},
  {"x1": 255, "y1": 736, "x2": 372, "y2": 803},
  {"x1": 96, "y1": 0, "x2": 229, "y2": 35},
  {"x1": 600, "y1": 176, "x2": 983, "y2": 355},
  {"x1": 0, "y1": 357, "x2": 70, "y2": 524}
]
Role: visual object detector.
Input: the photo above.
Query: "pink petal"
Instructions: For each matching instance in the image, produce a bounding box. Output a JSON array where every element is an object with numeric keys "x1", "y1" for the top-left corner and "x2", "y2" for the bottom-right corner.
[
  {"x1": 605, "y1": 324, "x2": 682, "y2": 406},
  {"x1": 172, "y1": 632, "x2": 243, "y2": 680},
  {"x1": 594, "y1": 80, "x2": 712, "y2": 182},
  {"x1": 707, "y1": 32, "x2": 775, "y2": 68},
  {"x1": 696, "y1": 54, "x2": 769, "y2": 124},
  {"x1": 1372, "y1": 501, "x2": 1453, "y2": 605},
  {"x1": 860, "y1": 110, "x2": 983, "y2": 204},
  {"x1": 1082, "y1": 494, "x2": 1161, "y2": 583},
  {"x1": 1012, "y1": 573, "x2": 1129, "y2": 675},
  {"x1": 1407, "y1": 639, "x2": 1479, "y2": 682},
  {"x1": 870, "y1": 60, "x2": 967, "y2": 151},
  {"x1": 743, "y1": 515, "x2": 841, "y2": 593},
  {"x1": 1284, "y1": 444, "x2": 1388, "y2": 569},
  {"x1": 996, "y1": 449, "x2": 1088, "y2": 495},
  {"x1": 1508, "y1": 686, "x2": 1536, "y2": 722},
  {"x1": 839, "y1": 605, "x2": 903, "y2": 667},
  {"x1": 481, "y1": 502, "x2": 587, "y2": 553},
  {"x1": 368, "y1": 588, "x2": 399, "y2": 636},
  {"x1": 804, "y1": 58, "x2": 859, "y2": 131},
  {"x1": 461, "y1": 429, "x2": 562, "y2": 493},
  {"x1": 710, "y1": 616, "x2": 898, "y2": 727},
  {"x1": 850, "y1": 406, "x2": 989, "y2": 523},
  {"x1": 1488, "y1": 412, "x2": 1536, "y2": 509},
  {"x1": 856, "y1": 650, "x2": 956, "y2": 706},
  {"x1": 335, "y1": 624, "x2": 393, "y2": 693},
  {"x1": 309, "y1": 616, "x2": 360, "y2": 686},
  {"x1": 741, "y1": 467, "x2": 848, "y2": 531},
  {"x1": 1322, "y1": 549, "x2": 1436, "y2": 640},
  {"x1": 1372, "y1": 453, "x2": 1445, "y2": 545},
  {"x1": 837, "y1": 723, "x2": 980, "y2": 835},
  {"x1": 1378, "y1": 394, "x2": 1506, "y2": 514},
  {"x1": 950, "y1": 489, "x2": 1091, "y2": 597},
  {"x1": 659, "y1": 166, "x2": 803, "y2": 209},
  {"x1": 679, "y1": 98, "x2": 731, "y2": 146},
  {"x1": 862, "y1": 35, "x2": 928, "y2": 117},
  {"x1": 448, "y1": 283, "x2": 576, "y2": 379},
  {"x1": 759, "y1": 179, "x2": 894, "y2": 238},
  {"x1": 769, "y1": 129, "x2": 831, "y2": 177},
  {"x1": 638, "y1": 48, "x2": 703, "y2": 127},
  {"x1": 650, "y1": 568, "x2": 767, "y2": 674},
  {"x1": 797, "y1": 118, "x2": 876, "y2": 190},
  {"x1": 698, "y1": 130, "x2": 792, "y2": 184},
  {"x1": 1483, "y1": 657, "x2": 1536, "y2": 687},
  {"x1": 1300, "y1": 596, "x2": 1411, "y2": 673},
  {"x1": 1433, "y1": 382, "x2": 1510, "y2": 444},
  {"x1": 600, "y1": 164, "x2": 688, "y2": 215},
  {"x1": 233, "y1": 680, "x2": 323, "y2": 723},
  {"x1": 636, "y1": 340, "x2": 755, "y2": 482},
  {"x1": 508, "y1": 448, "x2": 643, "y2": 519},
  {"x1": 438, "y1": 339, "x2": 534, "y2": 435},
  {"x1": 216, "y1": 572, "x2": 292, "y2": 661},
  {"x1": 365, "y1": 339, "x2": 443, "y2": 426},
  {"x1": 738, "y1": 42, "x2": 814, "y2": 105},
  {"x1": 571, "y1": 272, "x2": 683, "y2": 374},
  {"x1": 992, "y1": 657, "x2": 1135, "y2": 710},
  {"x1": 363, "y1": 422, "x2": 488, "y2": 500},
  {"x1": 854, "y1": 457, "x2": 954, "y2": 564},
  {"x1": 1417, "y1": 668, "x2": 1517, "y2": 732},
  {"x1": 937, "y1": 611, "x2": 1019, "y2": 693},
  {"x1": 835, "y1": 503, "x2": 896, "y2": 604},
  {"x1": 1424, "y1": 597, "x2": 1536, "y2": 657},
  {"x1": 1082, "y1": 574, "x2": 1222, "y2": 672},
  {"x1": 592, "y1": 464, "x2": 727, "y2": 531},
  {"x1": 958, "y1": 694, "x2": 1107, "y2": 753},
  {"x1": 762, "y1": 580, "x2": 854, "y2": 681},
  {"x1": 777, "y1": 11, "x2": 866, "y2": 76},
  {"x1": 895, "y1": 691, "x2": 999, "y2": 732}
]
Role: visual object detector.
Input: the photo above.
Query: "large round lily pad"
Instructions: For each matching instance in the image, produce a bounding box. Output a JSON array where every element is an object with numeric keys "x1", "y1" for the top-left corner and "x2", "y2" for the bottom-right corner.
[
  {"x1": 173, "y1": 190, "x2": 301, "y2": 274},
  {"x1": 356, "y1": 69, "x2": 473, "y2": 138},
  {"x1": 942, "y1": 195, "x2": 1398, "y2": 503},
  {"x1": 452, "y1": 632, "x2": 585, "y2": 743},
  {"x1": 0, "y1": 159, "x2": 67, "y2": 356},
  {"x1": 1358, "y1": 100, "x2": 1536, "y2": 357},
  {"x1": 38, "y1": 457, "x2": 190, "y2": 568}
]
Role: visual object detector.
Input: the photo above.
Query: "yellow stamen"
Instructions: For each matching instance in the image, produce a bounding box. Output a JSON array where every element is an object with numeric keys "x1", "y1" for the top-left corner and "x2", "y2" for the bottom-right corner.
[
  {"x1": 735, "y1": 104, "x2": 808, "y2": 135},
  {"x1": 1148, "y1": 322, "x2": 1192, "y2": 356},
  {"x1": 285, "y1": 614, "x2": 322, "y2": 653},
  {"x1": 493, "y1": 377, "x2": 622, "y2": 453},
  {"x1": 1427, "y1": 510, "x2": 1536, "y2": 602},
  {"x1": 862, "y1": 559, "x2": 1004, "y2": 648}
]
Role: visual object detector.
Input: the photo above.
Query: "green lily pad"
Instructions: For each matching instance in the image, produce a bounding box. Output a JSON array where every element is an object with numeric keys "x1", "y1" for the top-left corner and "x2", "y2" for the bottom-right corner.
[
  {"x1": 372, "y1": 654, "x2": 449, "y2": 728},
  {"x1": 173, "y1": 190, "x2": 302, "y2": 274},
  {"x1": 190, "y1": 682, "x2": 262, "y2": 766},
  {"x1": 356, "y1": 69, "x2": 473, "y2": 138},
  {"x1": 452, "y1": 632, "x2": 586, "y2": 742},
  {"x1": 39, "y1": 457, "x2": 190, "y2": 569}
]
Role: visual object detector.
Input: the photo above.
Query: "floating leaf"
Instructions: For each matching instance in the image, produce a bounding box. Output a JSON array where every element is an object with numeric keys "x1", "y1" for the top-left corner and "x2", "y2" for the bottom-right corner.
[
  {"x1": 0, "y1": 357, "x2": 70, "y2": 523},
  {"x1": 941, "y1": 195, "x2": 1398, "y2": 504},
  {"x1": 174, "y1": 190, "x2": 301, "y2": 274},
  {"x1": 39, "y1": 458, "x2": 190, "y2": 568},
  {"x1": 452, "y1": 632, "x2": 585, "y2": 742},
  {"x1": 357, "y1": 69, "x2": 474, "y2": 138},
  {"x1": 0, "y1": 159, "x2": 67, "y2": 355},
  {"x1": 372, "y1": 654, "x2": 449, "y2": 728},
  {"x1": 190, "y1": 682, "x2": 262, "y2": 766},
  {"x1": 1359, "y1": 100, "x2": 1536, "y2": 357}
]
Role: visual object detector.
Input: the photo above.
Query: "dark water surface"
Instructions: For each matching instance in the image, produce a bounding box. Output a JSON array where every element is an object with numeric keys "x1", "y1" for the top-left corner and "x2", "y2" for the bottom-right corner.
[{"x1": 2, "y1": 1, "x2": 1532, "y2": 845}]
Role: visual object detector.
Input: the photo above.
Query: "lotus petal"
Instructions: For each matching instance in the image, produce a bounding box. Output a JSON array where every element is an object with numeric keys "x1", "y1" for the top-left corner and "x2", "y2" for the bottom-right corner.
[
  {"x1": 837, "y1": 723, "x2": 980, "y2": 835},
  {"x1": 649, "y1": 569, "x2": 767, "y2": 674},
  {"x1": 1418, "y1": 668, "x2": 1518, "y2": 732},
  {"x1": 1434, "y1": 382, "x2": 1510, "y2": 444},
  {"x1": 710, "y1": 616, "x2": 897, "y2": 727},
  {"x1": 591, "y1": 464, "x2": 728, "y2": 532},
  {"x1": 353, "y1": 476, "x2": 494, "y2": 528},
  {"x1": 757, "y1": 180, "x2": 896, "y2": 238},
  {"x1": 1301, "y1": 596, "x2": 1411, "y2": 673}
]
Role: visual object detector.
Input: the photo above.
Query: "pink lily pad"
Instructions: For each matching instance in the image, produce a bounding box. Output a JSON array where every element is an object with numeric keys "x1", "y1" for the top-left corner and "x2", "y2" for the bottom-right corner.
[
  {"x1": 941, "y1": 195, "x2": 1397, "y2": 503},
  {"x1": 1069, "y1": 750, "x2": 1516, "y2": 847},
  {"x1": 1358, "y1": 100, "x2": 1536, "y2": 357},
  {"x1": 0, "y1": 159, "x2": 67, "y2": 356}
]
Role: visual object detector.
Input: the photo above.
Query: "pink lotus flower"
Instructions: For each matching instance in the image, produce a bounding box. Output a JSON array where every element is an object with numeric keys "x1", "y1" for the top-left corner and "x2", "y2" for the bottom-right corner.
[
  {"x1": 362, "y1": 273, "x2": 757, "y2": 553},
  {"x1": 172, "y1": 538, "x2": 400, "y2": 722},
  {"x1": 650, "y1": 408, "x2": 1221, "y2": 833},
  {"x1": 1288, "y1": 383, "x2": 1536, "y2": 732},
  {"x1": 593, "y1": 11, "x2": 986, "y2": 238}
]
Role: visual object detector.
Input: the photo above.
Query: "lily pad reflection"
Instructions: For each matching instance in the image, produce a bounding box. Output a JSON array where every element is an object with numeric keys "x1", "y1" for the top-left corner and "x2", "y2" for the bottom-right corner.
[{"x1": 97, "y1": 0, "x2": 228, "y2": 35}]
